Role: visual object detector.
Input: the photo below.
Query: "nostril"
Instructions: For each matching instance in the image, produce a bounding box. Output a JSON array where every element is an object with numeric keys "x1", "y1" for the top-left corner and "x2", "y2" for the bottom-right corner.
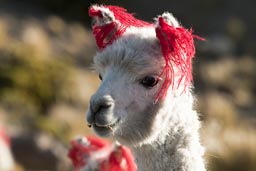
[{"x1": 92, "y1": 101, "x2": 112, "y2": 114}]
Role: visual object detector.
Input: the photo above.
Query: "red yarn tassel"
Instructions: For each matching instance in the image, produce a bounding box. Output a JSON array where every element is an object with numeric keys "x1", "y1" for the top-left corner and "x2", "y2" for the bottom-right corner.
[
  {"x1": 120, "y1": 146, "x2": 137, "y2": 171},
  {"x1": 155, "y1": 17, "x2": 204, "y2": 101},
  {"x1": 68, "y1": 136, "x2": 111, "y2": 171},
  {"x1": 89, "y1": 5, "x2": 151, "y2": 49},
  {"x1": 101, "y1": 145, "x2": 137, "y2": 171}
]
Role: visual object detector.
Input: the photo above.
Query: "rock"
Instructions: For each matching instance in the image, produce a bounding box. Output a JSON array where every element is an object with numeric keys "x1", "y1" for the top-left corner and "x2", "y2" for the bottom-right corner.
[{"x1": 11, "y1": 132, "x2": 71, "y2": 171}]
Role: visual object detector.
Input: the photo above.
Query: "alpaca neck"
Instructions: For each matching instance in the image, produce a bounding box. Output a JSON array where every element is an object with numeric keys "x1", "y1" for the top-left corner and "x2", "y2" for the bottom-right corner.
[{"x1": 131, "y1": 93, "x2": 206, "y2": 171}]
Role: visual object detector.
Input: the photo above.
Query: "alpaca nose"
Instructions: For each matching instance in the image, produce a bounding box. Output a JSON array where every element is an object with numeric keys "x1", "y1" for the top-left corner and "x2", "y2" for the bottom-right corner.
[
  {"x1": 87, "y1": 95, "x2": 114, "y2": 125},
  {"x1": 91, "y1": 98, "x2": 112, "y2": 115}
]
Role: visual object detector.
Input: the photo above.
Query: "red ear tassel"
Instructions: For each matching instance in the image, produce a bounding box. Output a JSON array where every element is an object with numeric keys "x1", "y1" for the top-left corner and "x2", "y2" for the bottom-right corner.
[
  {"x1": 100, "y1": 145, "x2": 137, "y2": 171},
  {"x1": 120, "y1": 146, "x2": 137, "y2": 171},
  {"x1": 89, "y1": 5, "x2": 151, "y2": 49},
  {"x1": 155, "y1": 17, "x2": 204, "y2": 101},
  {"x1": 68, "y1": 136, "x2": 111, "y2": 171}
]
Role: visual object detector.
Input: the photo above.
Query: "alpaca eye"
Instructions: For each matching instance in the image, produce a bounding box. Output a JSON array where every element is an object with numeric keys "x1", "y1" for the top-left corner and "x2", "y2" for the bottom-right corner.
[
  {"x1": 99, "y1": 74, "x2": 102, "y2": 80},
  {"x1": 140, "y1": 76, "x2": 158, "y2": 88}
]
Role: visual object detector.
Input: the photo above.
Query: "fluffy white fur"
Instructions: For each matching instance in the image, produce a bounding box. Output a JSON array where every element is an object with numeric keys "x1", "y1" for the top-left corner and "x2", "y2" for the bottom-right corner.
[{"x1": 87, "y1": 11, "x2": 206, "y2": 171}]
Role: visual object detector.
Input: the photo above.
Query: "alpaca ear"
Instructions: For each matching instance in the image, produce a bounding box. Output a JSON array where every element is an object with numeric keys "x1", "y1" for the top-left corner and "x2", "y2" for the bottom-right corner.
[
  {"x1": 89, "y1": 5, "x2": 116, "y2": 27},
  {"x1": 155, "y1": 12, "x2": 180, "y2": 27},
  {"x1": 89, "y1": 5, "x2": 151, "y2": 49},
  {"x1": 89, "y1": 5, "x2": 120, "y2": 49},
  {"x1": 154, "y1": 12, "x2": 198, "y2": 101}
]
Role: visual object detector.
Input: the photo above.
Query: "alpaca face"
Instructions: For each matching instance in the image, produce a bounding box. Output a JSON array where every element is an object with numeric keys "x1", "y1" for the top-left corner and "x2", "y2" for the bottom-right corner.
[{"x1": 86, "y1": 28, "x2": 167, "y2": 145}]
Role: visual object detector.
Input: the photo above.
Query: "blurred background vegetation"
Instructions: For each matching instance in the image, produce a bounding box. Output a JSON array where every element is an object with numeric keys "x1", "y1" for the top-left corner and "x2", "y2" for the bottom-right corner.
[{"x1": 0, "y1": 0, "x2": 255, "y2": 171}]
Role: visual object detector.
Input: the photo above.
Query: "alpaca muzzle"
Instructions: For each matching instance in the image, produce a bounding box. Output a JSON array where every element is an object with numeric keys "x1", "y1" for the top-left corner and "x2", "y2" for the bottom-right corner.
[{"x1": 86, "y1": 94, "x2": 119, "y2": 137}]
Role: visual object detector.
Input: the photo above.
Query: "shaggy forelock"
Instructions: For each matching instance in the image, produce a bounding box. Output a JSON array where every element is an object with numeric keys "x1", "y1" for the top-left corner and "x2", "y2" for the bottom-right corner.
[{"x1": 94, "y1": 27, "x2": 164, "y2": 76}]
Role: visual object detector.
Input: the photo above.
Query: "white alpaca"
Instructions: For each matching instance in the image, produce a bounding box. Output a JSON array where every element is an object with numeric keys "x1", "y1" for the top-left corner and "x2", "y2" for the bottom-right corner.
[
  {"x1": 0, "y1": 126, "x2": 14, "y2": 171},
  {"x1": 86, "y1": 5, "x2": 206, "y2": 171}
]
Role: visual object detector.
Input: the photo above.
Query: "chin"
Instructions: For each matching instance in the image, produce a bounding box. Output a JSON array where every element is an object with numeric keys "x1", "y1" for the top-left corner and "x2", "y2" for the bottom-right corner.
[
  {"x1": 113, "y1": 128, "x2": 144, "y2": 147},
  {"x1": 93, "y1": 125, "x2": 114, "y2": 137}
]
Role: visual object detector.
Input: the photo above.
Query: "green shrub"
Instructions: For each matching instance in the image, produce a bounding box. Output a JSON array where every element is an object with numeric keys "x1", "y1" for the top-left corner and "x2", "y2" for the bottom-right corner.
[{"x1": 0, "y1": 45, "x2": 74, "y2": 115}]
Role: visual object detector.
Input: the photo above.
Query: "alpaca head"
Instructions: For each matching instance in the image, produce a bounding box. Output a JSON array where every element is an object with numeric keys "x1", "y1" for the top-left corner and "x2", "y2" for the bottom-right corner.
[{"x1": 87, "y1": 5, "x2": 200, "y2": 146}]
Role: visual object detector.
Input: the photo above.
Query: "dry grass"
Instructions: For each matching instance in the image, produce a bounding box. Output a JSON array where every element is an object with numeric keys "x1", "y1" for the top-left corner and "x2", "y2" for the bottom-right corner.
[{"x1": 197, "y1": 57, "x2": 256, "y2": 171}]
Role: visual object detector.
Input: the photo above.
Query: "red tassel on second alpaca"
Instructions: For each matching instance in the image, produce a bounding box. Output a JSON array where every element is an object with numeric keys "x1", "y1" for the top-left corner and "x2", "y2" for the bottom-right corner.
[
  {"x1": 68, "y1": 136, "x2": 111, "y2": 171},
  {"x1": 155, "y1": 17, "x2": 204, "y2": 101},
  {"x1": 100, "y1": 146, "x2": 137, "y2": 171},
  {"x1": 68, "y1": 136, "x2": 137, "y2": 171},
  {"x1": 0, "y1": 126, "x2": 10, "y2": 146}
]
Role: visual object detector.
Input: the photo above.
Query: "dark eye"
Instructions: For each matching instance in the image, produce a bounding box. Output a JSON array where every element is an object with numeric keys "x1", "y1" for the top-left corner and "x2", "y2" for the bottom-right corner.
[
  {"x1": 99, "y1": 74, "x2": 102, "y2": 80},
  {"x1": 140, "y1": 76, "x2": 159, "y2": 88}
]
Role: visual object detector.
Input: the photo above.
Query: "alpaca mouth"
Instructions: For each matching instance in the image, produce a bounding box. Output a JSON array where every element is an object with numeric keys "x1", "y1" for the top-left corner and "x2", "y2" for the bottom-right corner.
[
  {"x1": 89, "y1": 119, "x2": 120, "y2": 137},
  {"x1": 94, "y1": 122, "x2": 115, "y2": 131}
]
